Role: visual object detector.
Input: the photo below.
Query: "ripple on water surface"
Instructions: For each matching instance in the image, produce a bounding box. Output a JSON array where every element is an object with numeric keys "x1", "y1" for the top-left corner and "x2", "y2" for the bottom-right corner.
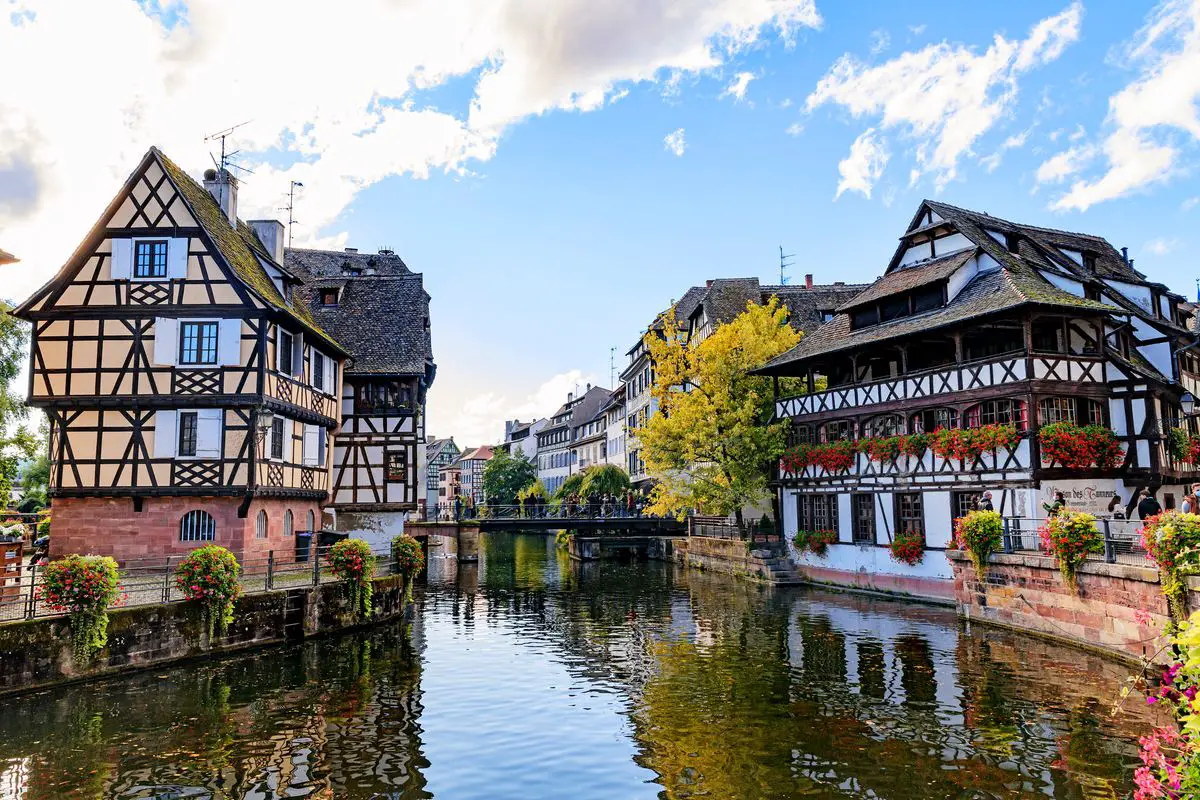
[{"x1": 0, "y1": 533, "x2": 1164, "y2": 799}]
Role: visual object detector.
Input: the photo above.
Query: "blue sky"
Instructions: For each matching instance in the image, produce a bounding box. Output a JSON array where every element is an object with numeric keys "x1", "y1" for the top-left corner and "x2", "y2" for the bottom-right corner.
[{"x1": 3, "y1": 1, "x2": 1199, "y2": 443}]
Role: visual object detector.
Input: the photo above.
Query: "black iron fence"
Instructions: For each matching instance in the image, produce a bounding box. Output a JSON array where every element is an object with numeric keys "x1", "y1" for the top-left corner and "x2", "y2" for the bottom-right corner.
[
  {"x1": 688, "y1": 516, "x2": 781, "y2": 546},
  {"x1": 1001, "y1": 516, "x2": 1151, "y2": 566},
  {"x1": 417, "y1": 502, "x2": 667, "y2": 522},
  {"x1": 0, "y1": 538, "x2": 414, "y2": 624}
]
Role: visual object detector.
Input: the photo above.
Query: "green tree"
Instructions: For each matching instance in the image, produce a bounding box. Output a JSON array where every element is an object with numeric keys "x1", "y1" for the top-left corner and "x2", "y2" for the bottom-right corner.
[
  {"x1": 0, "y1": 300, "x2": 37, "y2": 506},
  {"x1": 481, "y1": 449, "x2": 538, "y2": 505},
  {"x1": 638, "y1": 296, "x2": 803, "y2": 524},
  {"x1": 579, "y1": 464, "x2": 631, "y2": 497}
]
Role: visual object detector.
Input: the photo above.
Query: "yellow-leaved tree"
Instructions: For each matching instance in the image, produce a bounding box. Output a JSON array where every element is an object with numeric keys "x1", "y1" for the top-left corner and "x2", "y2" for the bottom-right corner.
[{"x1": 638, "y1": 296, "x2": 802, "y2": 524}]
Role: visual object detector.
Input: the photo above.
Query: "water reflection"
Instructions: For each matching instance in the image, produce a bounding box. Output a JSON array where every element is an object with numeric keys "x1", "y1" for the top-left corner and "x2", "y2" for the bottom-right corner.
[{"x1": 0, "y1": 533, "x2": 1162, "y2": 799}]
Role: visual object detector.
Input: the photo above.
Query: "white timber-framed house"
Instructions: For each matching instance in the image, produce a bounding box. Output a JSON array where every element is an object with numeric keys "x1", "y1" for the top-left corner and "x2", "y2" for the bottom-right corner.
[{"x1": 756, "y1": 200, "x2": 1198, "y2": 599}]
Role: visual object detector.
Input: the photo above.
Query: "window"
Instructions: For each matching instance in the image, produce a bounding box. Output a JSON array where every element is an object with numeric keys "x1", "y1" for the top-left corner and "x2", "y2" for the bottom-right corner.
[
  {"x1": 1039, "y1": 396, "x2": 1076, "y2": 425},
  {"x1": 179, "y1": 321, "x2": 219, "y2": 365},
  {"x1": 306, "y1": 510, "x2": 315, "y2": 532},
  {"x1": 797, "y1": 494, "x2": 839, "y2": 533},
  {"x1": 862, "y1": 414, "x2": 902, "y2": 438},
  {"x1": 321, "y1": 288, "x2": 339, "y2": 306},
  {"x1": 911, "y1": 285, "x2": 943, "y2": 313},
  {"x1": 896, "y1": 493, "x2": 925, "y2": 542},
  {"x1": 283, "y1": 510, "x2": 294, "y2": 537},
  {"x1": 134, "y1": 240, "x2": 168, "y2": 279},
  {"x1": 180, "y1": 510, "x2": 215, "y2": 542},
  {"x1": 852, "y1": 494, "x2": 875, "y2": 545},
  {"x1": 256, "y1": 509, "x2": 268, "y2": 539},
  {"x1": 278, "y1": 329, "x2": 294, "y2": 374},
  {"x1": 387, "y1": 451, "x2": 408, "y2": 482},
  {"x1": 270, "y1": 417, "x2": 285, "y2": 460},
  {"x1": 964, "y1": 399, "x2": 1027, "y2": 430},
  {"x1": 819, "y1": 420, "x2": 852, "y2": 443},
  {"x1": 178, "y1": 411, "x2": 198, "y2": 457},
  {"x1": 1032, "y1": 320, "x2": 1066, "y2": 353},
  {"x1": 313, "y1": 351, "x2": 325, "y2": 391},
  {"x1": 952, "y1": 491, "x2": 982, "y2": 521},
  {"x1": 911, "y1": 408, "x2": 957, "y2": 433}
]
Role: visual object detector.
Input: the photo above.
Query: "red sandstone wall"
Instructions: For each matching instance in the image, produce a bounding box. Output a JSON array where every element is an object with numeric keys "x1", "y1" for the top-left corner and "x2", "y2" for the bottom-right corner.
[
  {"x1": 949, "y1": 550, "x2": 1175, "y2": 663},
  {"x1": 50, "y1": 496, "x2": 322, "y2": 563}
]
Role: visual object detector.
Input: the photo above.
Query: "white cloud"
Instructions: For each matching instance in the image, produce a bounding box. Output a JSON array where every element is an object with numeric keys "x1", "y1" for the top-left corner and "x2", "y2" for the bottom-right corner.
[
  {"x1": 443, "y1": 370, "x2": 600, "y2": 446},
  {"x1": 0, "y1": 0, "x2": 822, "y2": 299},
  {"x1": 1048, "y1": 0, "x2": 1200, "y2": 210},
  {"x1": 722, "y1": 71, "x2": 756, "y2": 100},
  {"x1": 1068, "y1": 123, "x2": 1087, "y2": 141},
  {"x1": 1144, "y1": 237, "x2": 1179, "y2": 256},
  {"x1": 835, "y1": 128, "x2": 889, "y2": 198},
  {"x1": 908, "y1": 24, "x2": 927, "y2": 37},
  {"x1": 979, "y1": 128, "x2": 1032, "y2": 172},
  {"x1": 1035, "y1": 144, "x2": 1097, "y2": 183},
  {"x1": 870, "y1": 29, "x2": 890, "y2": 55},
  {"x1": 807, "y1": 2, "x2": 1082, "y2": 192},
  {"x1": 1183, "y1": 196, "x2": 1200, "y2": 210},
  {"x1": 786, "y1": 121, "x2": 805, "y2": 136},
  {"x1": 664, "y1": 127, "x2": 688, "y2": 156}
]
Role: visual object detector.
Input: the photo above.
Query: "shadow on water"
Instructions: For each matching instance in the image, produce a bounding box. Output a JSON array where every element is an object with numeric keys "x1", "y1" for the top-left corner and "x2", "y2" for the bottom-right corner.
[{"x1": 0, "y1": 532, "x2": 1166, "y2": 799}]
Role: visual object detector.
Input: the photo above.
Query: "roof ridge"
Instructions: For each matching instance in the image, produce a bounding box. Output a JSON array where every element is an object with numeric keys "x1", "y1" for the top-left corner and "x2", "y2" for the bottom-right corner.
[{"x1": 925, "y1": 199, "x2": 1107, "y2": 242}]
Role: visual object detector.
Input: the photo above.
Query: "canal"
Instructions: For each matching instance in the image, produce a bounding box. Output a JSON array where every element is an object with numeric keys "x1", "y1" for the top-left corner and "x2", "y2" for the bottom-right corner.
[{"x1": 0, "y1": 532, "x2": 1161, "y2": 799}]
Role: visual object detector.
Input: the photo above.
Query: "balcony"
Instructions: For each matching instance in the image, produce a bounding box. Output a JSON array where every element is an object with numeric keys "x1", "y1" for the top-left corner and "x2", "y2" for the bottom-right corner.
[
  {"x1": 775, "y1": 354, "x2": 1106, "y2": 420},
  {"x1": 780, "y1": 439, "x2": 1033, "y2": 483}
]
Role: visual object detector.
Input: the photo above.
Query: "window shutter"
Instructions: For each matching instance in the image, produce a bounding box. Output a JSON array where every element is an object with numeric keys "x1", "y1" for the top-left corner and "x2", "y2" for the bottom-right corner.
[
  {"x1": 196, "y1": 409, "x2": 223, "y2": 458},
  {"x1": 110, "y1": 239, "x2": 133, "y2": 280},
  {"x1": 292, "y1": 333, "x2": 304, "y2": 378},
  {"x1": 323, "y1": 355, "x2": 334, "y2": 395},
  {"x1": 152, "y1": 318, "x2": 179, "y2": 366},
  {"x1": 154, "y1": 410, "x2": 177, "y2": 458},
  {"x1": 218, "y1": 319, "x2": 241, "y2": 365},
  {"x1": 167, "y1": 237, "x2": 189, "y2": 279},
  {"x1": 303, "y1": 424, "x2": 319, "y2": 466},
  {"x1": 318, "y1": 427, "x2": 328, "y2": 465}
]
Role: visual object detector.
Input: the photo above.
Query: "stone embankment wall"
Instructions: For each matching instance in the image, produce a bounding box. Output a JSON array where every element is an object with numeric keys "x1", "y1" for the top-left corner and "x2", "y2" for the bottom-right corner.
[
  {"x1": 672, "y1": 537, "x2": 798, "y2": 584},
  {"x1": 0, "y1": 574, "x2": 410, "y2": 697},
  {"x1": 947, "y1": 550, "x2": 1197, "y2": 664}
]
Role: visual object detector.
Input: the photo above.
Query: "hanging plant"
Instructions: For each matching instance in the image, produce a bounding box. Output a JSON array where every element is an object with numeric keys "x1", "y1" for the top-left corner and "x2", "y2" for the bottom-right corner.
[
  {"x1": 792, "y1": 529, "x2": 838, "y2": 558},
  {"x1": 898, "y1": 432, "x2": 931, "y2": 456},
  {"x1": 1038, "y1": 510, "x2": 1103, "y2": 593},
  {"x1": 930, "y1": 425, "x2": 1020, "y2": 461},
  {"x1": 391, "y1": 534, "x2": 425, "y2": 600},
  {"x1": 37, "y1": 554, "x2": 123, "y2": 665},
  {"x1": 859, "y1": 436, "x2": 902, "y2": 463},
  {"x1": 1038, "y1": 422, "x2": 1123, "y2": 469},
  {"x1": 889, "y1": 530, "x2": 925, "y2": 566},
  {"x1": 953, "y1": 510, "x2": 1003, "y2": 576},
  {"x1": 329, "y1": 538, "x2": 377, "y2": 618},
  {"x1": 780, "y1": 440, "x2": 855, "y2": 474},
  {"x1": 1141, "y1": 511, "x2": 1200, "y2": 623},
  {"x1": 175, "y1": 545, "x2": 243, "y2": 640},
  {"x1": 1168, "y1": 428, "x2": 1200, "y2": 465}
]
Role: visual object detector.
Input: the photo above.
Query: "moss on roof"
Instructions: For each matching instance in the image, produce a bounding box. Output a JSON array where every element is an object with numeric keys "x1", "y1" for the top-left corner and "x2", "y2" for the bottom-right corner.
[{"x1": 153, "y1": 148, "x2": 344, "y2": 352}]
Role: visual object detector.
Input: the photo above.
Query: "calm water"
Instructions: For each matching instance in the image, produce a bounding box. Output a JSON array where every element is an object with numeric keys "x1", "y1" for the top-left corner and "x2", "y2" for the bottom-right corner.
[{"x1": 0, "y1": 533, "x2": 1162, "y2": 799}]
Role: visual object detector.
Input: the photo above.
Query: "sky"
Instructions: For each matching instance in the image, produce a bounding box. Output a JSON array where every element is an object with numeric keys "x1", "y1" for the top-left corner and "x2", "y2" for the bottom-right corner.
[{"x1": 3, "y1": 1, "x2": 1200, "y2": 446}]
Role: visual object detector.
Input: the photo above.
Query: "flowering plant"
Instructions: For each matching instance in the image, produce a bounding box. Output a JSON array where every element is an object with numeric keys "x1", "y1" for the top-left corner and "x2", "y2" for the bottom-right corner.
[
  {"x1": 1142, "y1": 512, "x2": 1200, "y2": 622},
  {"x1": 929, "y1": 425, "x2": 1020, "y2": 462},
  {"x1": 38, "y1": 554, "x2": 123, "y2": 664},
  {"x1": 36, "y1": 512, "x2": 50, "y2": 538},
  {"x1": 391, "y1": 534, "x2": 424, "y2": 600},
  {"x1": 175, "y1": 545, "x2": 242, "y2": 640},
  {"x1": 329, "y1": 538, "x2": 376, "y2": 617},
  {"x1": 1168, "y1": 428, "x2": 1200, "y2": 465},
  {"x1": 898, "y1": 432, "x2": 931, "y2": 456},
  {"x1": 953, "y1": 510, "x2": 1003, "y2": 576},
  {"x1": 781, "y1": 440, "x2": 855, "y2": 474},
  {"x1": 1038, "y1": 510, "x2": 1102, "y2": 593},
  {"x1": 889, "y1": 530, "x2": 925, "y2": 566},
  {"x1": 858, "y1": 436, "x2": 902, "y2": 463},
  {"x1": 792, "y1": 529, "x2": 838, "y2": 558},
  {"x1": 1038, "y1": 422, "x2": 1123, "y2": 469}
]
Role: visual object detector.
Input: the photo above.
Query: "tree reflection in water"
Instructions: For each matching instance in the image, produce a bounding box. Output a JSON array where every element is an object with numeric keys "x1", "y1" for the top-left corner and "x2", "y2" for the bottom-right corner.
[{"x1": 0, "y1": 533, "x2": 1167, "y2": 800}]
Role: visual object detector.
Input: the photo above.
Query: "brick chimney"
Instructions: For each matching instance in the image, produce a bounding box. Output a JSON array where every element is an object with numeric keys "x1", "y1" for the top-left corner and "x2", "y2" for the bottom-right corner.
[
  {"x1": 805, "y1": 273, "x2": 814, "y2": 289},
  {"x1": 202, "y1": 168, "x2": 238, "y2": 226},
  {"x1": 248, "y1": 220, "x2": 285, "y2": 263}
]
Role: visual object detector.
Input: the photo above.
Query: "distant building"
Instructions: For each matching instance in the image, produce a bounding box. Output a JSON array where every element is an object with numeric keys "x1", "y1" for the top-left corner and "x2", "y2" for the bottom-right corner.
[
  {"x1": 537, "y1": 398, "x2": 579, "y2": 495},
  {"x1": 455, "y1": 445, "x2": 494, "y2": 505},
  {"x1": 425, "y1": 437, "x2": 460, "y2": 511},
  {"x1": 601, "y1": 386, "x2": 627, "y2": 469},
  {"x1": 499, "y1": 418, "x2": 546, "y2": 462}
]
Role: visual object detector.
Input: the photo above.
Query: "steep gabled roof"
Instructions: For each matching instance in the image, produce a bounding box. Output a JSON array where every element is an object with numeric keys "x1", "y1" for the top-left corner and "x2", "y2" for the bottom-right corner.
[{"x1": 836, "y1": 249, "x2": 975, "y2": 313}]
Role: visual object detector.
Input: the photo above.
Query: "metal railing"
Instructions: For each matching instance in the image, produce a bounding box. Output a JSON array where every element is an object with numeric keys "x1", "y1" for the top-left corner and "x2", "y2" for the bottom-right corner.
[
  {"x1": 417, "y1": 502, "x2": 665, "y2": 522},
  {"x1": 688, "y1": 516, "x2": 781, "y2": 546},
  {"x1": 0, "y1": 538, "x2": 414, "y2": 624},
  {"x1": 1002, "y1": 516, "x2": 1151, "y2": 566}
]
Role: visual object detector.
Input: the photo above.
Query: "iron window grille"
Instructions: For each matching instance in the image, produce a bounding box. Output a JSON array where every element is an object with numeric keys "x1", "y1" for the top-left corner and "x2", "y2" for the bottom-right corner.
[{"x1": 180, "y1": 509, "x2": 215, "y2": 542}]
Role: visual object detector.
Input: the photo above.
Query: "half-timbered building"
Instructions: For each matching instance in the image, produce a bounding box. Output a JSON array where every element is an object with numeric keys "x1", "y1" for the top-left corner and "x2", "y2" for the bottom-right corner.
[
  {"x1": 425, "y1": 437, "x2": 460, "y2": 511},
  {"x1": 757, "y1": 200, "x2": 1198, "y2": 600},
  {"x1": 287, "y1": 246, "x2": 435, "y2": 540},
  {"x1": 16, "y1": 148, "x2": 349, "y2": 560}
]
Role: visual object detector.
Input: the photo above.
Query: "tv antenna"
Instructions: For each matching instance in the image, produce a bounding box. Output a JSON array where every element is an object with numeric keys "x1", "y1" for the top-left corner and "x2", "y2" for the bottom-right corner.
[
  {"x1": 610, "y1": 347, "x2": 616, "y2": 389},
  {"x1": 279, "y1": 180, "x2": 304, "y2": 248},
  {"x1": 204, "y1": 120, "x2": 255, "y2": 175},
  {"x1": 779, "y1": 245, "x2": 795, "y2": 286}
]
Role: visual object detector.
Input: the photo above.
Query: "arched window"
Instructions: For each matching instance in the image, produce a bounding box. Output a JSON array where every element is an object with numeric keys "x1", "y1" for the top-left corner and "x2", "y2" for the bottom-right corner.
[
  {"x1": 788, "y1": 423, "x2": 814, "y2": 447},
  {"x1": 306, "y1": 510, "x2": 315, "y2": 532},
  {"x1": 964, "y1": 399, "x2": 1028, "y2": 430},
  {"x1": 910, "y1": 408, "x2": 958, "y2": 433},
  {"x1": 1039, "y1": 396, "x2": 1105, "y2": 426},
  {"x1": 256, "y1": 509, "x2": 268, "y2": 539},
  {"x1": 180, "y1": 510, "x2": 215, "y2": 542},
  {"x1": 818, "y1": 420, "x2": 852, "y2": 443},
  {"x1": 283, "y1": 509, "x2": 294, "y2": 537},
  {"x1": 862, "y1": 414, "x2": 903, "y2": 438}
]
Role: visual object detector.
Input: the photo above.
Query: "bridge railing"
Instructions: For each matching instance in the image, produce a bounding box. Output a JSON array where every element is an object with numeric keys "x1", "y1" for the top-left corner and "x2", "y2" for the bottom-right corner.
[
  {"x1": 688, "y1": 516, "x2": 783, "y2": 547},
  {"x1": 417, "y1": 502, "x2": 669, "y2": 522}
]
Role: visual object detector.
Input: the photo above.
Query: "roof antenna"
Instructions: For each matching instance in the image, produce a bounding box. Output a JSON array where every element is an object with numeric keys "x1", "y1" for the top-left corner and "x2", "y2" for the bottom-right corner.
[
  {"x1": 779, "y1": 245, "x2": 794, "y2": 286},
  {"x1": 204, "y1": 120, "x2": 255, "y2": 176},
  {"x1": 279, "y1": 181, "x2": 304, "y2": 248},
  {"x1": 610, "y1": 347, "x2": 616, "y2": 389}
]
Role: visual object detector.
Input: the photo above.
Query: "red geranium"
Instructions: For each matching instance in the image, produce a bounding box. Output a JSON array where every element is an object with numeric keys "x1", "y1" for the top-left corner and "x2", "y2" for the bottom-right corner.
[{"x1": 1038, "y1": 422, "x2": 1122, "y2": 469}]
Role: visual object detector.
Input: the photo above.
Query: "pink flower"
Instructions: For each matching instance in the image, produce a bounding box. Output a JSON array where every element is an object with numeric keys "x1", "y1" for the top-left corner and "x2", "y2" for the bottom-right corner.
[{"x1": 1134, "y1": 609, "x2": 1153, "y2": 626}]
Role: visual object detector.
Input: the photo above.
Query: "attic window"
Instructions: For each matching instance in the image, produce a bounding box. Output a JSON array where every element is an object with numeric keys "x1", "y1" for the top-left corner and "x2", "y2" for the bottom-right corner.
[
  {"x1": 321, "y1": 289, "x2": 339, "y2": 306},
  {"x1": 341, "y1": 261, "x2": 362, "y2": 277}
]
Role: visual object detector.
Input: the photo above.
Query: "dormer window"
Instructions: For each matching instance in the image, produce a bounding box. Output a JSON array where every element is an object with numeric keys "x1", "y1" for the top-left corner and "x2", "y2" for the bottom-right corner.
[
  {"x1": 341, "y1": 261, "x2": 362, "y2": 277},
  {"x1": 321, "y1": 288, "x2": 339, "y2": 306}
]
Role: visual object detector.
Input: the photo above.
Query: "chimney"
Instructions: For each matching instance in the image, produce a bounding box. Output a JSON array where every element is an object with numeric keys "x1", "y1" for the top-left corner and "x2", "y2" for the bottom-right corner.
[
  {"x1": 1121, "y1": 246, "x2": 1129, "y2": 263},
  {"x1": 345, "y1": 247, "x2": 358, "y2": 254},
  {"x1": 248, "y1": 220, "x2": 285, "y2": 264},
  {"x1": 586, "y1": 382, "x2": 592, "y2": 391},
  {"x1": 203, "y1": 168, "x2": 238, "y2": 226},
  {"x1": 805, "y1": 273, "x2": 814, "y2": 289},
  {"x1": 567, "y1": 392, "x2": 574, "y2": 402},
  {"x1": 706, "y1": 279, "x2": 714, "y2": 288}
]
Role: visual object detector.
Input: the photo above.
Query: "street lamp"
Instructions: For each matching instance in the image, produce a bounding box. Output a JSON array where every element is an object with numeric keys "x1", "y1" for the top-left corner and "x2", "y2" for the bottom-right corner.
[
  {"x1": 1183, "y1": 392, "x2": 1196, "y2": 417},
  {"x1": 255, "y1": 408, "x2": 275, "y2": 443}
]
